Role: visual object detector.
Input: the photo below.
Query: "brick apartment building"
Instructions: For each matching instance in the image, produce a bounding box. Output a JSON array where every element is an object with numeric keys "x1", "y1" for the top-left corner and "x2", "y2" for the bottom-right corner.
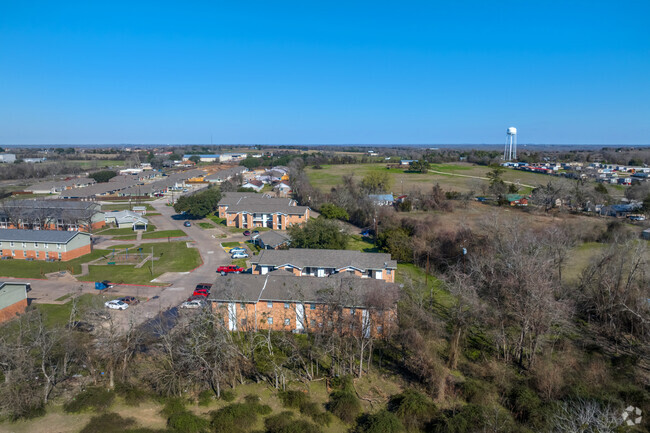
[
  {"x1": 0, "y1": 229, "x2": 92, "y2": 261},
  {"x1": 218, "y1": 192, "x2": 309, "y2": 230},
  {"x1": 0, "y1": 200, "x2": 105, "y2": 231},
  {"x1": 210, "y1": 274, "x2": 398, "y2": 337},
  {"x1": 0, "y1": 281, "x2": 29, "y2": 323},
  {"x1": 251, "y1": 249, "x2": 397, "y2": 283}
]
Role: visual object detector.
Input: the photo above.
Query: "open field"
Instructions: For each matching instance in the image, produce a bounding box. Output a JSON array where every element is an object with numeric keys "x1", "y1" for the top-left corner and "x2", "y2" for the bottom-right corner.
[
  {"x1": 305, "y1": 162, "x2": 625, "y2": 198},
  {"x1": 0, "y1": 249, "x2": 110, "y2": 279},
  {"x1": 141, "y1": 229, "x2": 186, "y2": 239},
  {"x1": 96, "y1": 225, "x2": 156, "y2": 235},
  {"x1": 85, "y1": 241, "x2": 201, "y2": 285},
  {"x1": 64, "y1": 159, "x2": 126, "y2": 168},
  {"x1": 33, "y1": 293, "x2": 103, "y2": 328}
]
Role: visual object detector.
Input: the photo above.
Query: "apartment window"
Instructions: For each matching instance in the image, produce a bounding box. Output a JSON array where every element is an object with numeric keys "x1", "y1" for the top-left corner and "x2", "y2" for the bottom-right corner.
[
  {"x1": 12, "y1": 250, "x2": 15, "y2": 257},
  {"x1": 9, "y1": 242, "x2": 14, "y2": 247},
  {"x1": 22, "y1": 242, "x2": 26, "y2": 248},
  {"x1": 44, "y1": 243, "x2": 48, "y2": 249},
  {"x1": 284, "y1": 318, "x2": 290, "y2": 326},
  {"x1": 240, "y1": 303, "x2": 246, "y2": 310},
  {"x1": 350, "y1": 308, "x2": 356, "y2": 315},
  {"x1": 267, "y1": 301, "x2": 273, "y2": 309},
  {"x1": 377, "y1": 325, "x2": 383, "y2": 334},
  {"x1": 310, "y1": 319, "x2": 316, "y2": 327},
  {"x1": 267, "y1": 317, "x2": 273, "y2": 325},
  {"x1": 310, "y1": 304, "x2": 316, "y2": 310},
  {"x1": 36, "y1": 251, "x2": 40, "y2": 258},
  {"x1": 56, "y1": 244, "x2": 62, "y2": 250},
  {"x1": 58, "y1": 253, "x2": 62, "y2": 260},
  {"x1": 34, "y1": 242, "x2": 39, "y2": 248},
  {"x1": 284, "y1": 303, "x2": 290, "y2": 309},
  {"x1": 241, "y1": 318, "x2": 247, "y2": 326},
  {"x1": 387, "y1": 269, "x2": 392, "y2": 275}
]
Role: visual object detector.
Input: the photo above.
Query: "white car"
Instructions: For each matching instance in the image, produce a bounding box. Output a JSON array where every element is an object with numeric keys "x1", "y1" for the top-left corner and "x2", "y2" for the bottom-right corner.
[
  {"x1": 229, "y1": 247, "x2": 246, "y2": 254},
  {"x1": 181, "y1": 300, "x2": 205, "y2": 309},
  {"x1": 231, "y1": 252, "x2": 249, "y2": 259},
  {"x1": 104, "y1": 300, "x2": 129, "y2": 310}
]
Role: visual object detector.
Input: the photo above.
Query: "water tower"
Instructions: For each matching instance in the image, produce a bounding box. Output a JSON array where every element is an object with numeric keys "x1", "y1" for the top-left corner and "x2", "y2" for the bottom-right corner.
[{"x1": 503, "y1": 127, "x2": 517, "y2": 161}]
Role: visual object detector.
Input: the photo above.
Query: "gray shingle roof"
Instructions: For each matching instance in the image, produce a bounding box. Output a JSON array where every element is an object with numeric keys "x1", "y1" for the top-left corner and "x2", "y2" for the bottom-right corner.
[
  {"x1": 255, "y1": 230, "x2": 291, "y2": 248},
  {"x1": 251, "y1": 249, "x2": 397, "y2": 271},
  {"x1": 0, "y1": 229, "x2": 90, "y2": 243},
  {"x1": 210, "y1": 274, "x2": 398, "y2": 307},
  {"x1": 225, "y1": 204, "x2": 308, "y2": 215}
]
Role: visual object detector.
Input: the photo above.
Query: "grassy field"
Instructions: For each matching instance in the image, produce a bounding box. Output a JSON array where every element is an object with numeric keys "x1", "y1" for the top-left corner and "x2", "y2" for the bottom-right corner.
[
  {"x1": 198, "y1": 221, "x2": 215, "y2": 229},
  {"x1": 85, "y1": 242, "x2": 201, "y2": 285},
  {"x1": 1, "y1": 374, "x2": 401, "y2": 433},
  {"x1": 96, "y1": 224, "x2": 156, "y2": 236},
  {"x1": 221, "y1": 241, "x2": 243, "y2": 248},
  {"x1": 101, "y1": 203, "x2": 156, "y2": 211},
  {"x1": 305, "y1": 162, "x2": 579, "y2": 195},
  {"x1": 0, "y1": 249, "x2": 111, "y2": 279},
  {"x1": 65, "y1": 159, "x2": 126, "y2": 168},
  {"x1": 346, "y1": 235, "x2": 378, "y2": 253},
  {"x1": 34, "y1": 294, "x2": 104, "y2": 328},
  {"x1": 397, "y1": 263, "x2": 454, "y2": 315},
  {"x1": 141, "y1": 229, "x2": 187, "y2": 239}
]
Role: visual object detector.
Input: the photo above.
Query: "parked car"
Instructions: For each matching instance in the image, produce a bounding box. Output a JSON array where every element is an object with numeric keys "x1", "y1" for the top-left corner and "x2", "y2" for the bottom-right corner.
[
  {"x1": 192, "y1": 289, "x2": 209, "y2": 297},
  {"x1": 118, "y1": 296, "x2": 139, "y2": 305},
  {"x1": 105, "y1": 300, "x2": 129, "y2": 310},
  {"x1": 195, "y1": 283, "x2": 213, "y2": 292},
  {"x1": 181, "y1": 299, "x2": 205, "y2": 309},
  {"x1": 252, "y1": 230, "x2": 260, "y2": 235},
  {"x1": 184, "y1": 221, "x2": 191, "y2": 227},
  {"x1": 66, "y1": 321, "x2": 94, "y2": 332},
  {"x1": 231, "y1": 252, "x2": 249, "y2": 259},
  {"x1": 216, "y1": 265, "x2": 245, "y2": 275},
  {"x1": 229, "y1": 247, "x2": 246, "y2": 254},
  {"x1": 243, "y1": 230, "x2": 251, "y2": 236}
]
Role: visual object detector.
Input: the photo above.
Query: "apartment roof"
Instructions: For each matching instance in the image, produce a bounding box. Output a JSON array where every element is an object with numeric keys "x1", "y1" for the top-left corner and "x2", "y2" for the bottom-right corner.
[
  {"x1": 254, "y1": 230, "x2": 291, "y2": 248},
  {"x1": 225, "y1": 204, "x2": 309, "y2": 215},
  {"x1": 252, "y1": 248, "x2": 397, "y2": 271},
  {"x1": 0, "y1": 229, "x2": 90, "y2": 244},
  {"x1": 210, "y1": 274, "x2": 398, "y2": 307}
]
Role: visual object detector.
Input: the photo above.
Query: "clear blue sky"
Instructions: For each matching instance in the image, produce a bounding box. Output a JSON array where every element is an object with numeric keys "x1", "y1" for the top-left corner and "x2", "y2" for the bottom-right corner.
[{"x1": 1, "y1": 1, "x2": 648, "y2": 145}]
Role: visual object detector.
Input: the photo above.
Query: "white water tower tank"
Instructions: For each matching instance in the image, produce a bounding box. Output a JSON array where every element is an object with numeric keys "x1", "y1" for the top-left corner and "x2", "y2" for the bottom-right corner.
[{"x1": 507, "y1": 127, "x2": 517, "y2": 135}]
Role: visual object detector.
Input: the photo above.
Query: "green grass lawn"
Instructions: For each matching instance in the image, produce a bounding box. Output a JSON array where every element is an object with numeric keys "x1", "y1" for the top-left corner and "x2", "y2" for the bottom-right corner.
[
  {"x1": 85, "y1": 242, "x2": 201, "y2": 285},
  {"x1": 34, "y1": 294, "x2": 104, "y2": 328},
  {"x1": 0, "y1": 249, "x2": 111, "y2": 279},
  {"x1": 231, "y1": 258, "x2": 248, "y2": 268},
  {"x1": 198, "y1": 222, "x2": 215, "y2": 229},
  {"x1": 221, "y1": 241, "x2": 243, "y2": 248},
  {"x1": 346, "y1": 235, "x2": 378, "y2": 253},
  {"x1": 66, "y1": 159, "x2": 126, "y2": 168},
  {"x1": 141, "y1": 229, "x2": 187, "y2": 239},
  {"x1": 207, "y1": 215, "x2": 227, "y2": 225},
  {"x1": 397, "y1": 263, "x2": 454, "y2": 315},
  {"x1": 102, "y1": 203, "x2": 156, "y2": 211}
]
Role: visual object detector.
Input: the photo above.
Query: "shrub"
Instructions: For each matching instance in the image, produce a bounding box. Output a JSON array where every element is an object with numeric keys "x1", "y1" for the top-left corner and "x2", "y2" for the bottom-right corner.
[
  {"x1": 63, "y1": 387, "x2": 115, "y2": 413},
  {"x1": 257, "y1": 404, "x2": 273, "y2": 415},
  {"x1": 79, "y1": 413, "x2": 135, "y2": 433},
  {"x1": 264, "y1": 412, "x2": 323, "y2": 433},
  {"x1": 167, "y1": 411, "x2": 209, "y2": 433},
  {"x1": 210, "y1": 403, "x2": 259, "y2": 433},
  {"x1": 388, "y1": 389, "x2": 436, "y2": 431},
  {"x1": 115, "y1": 382, "x2": 149, "y2": 407},
  {"x1": 327, "y1": 389, "x2": 361, "y2": 424},
  {"x1": 161, "y1": 397, "x2": 187, "y2": 418},
  {"x1": 311, "y1": 412, "x2": 333, "y2": 426},
  {"x1": 461, "y1": 379, "x2": 497, "y2": 406},
  {"x1": 244, "y1": 394, "x2": 261, "y2": 405},
  {"x1": 278, "y1": 390, "x2": 310, "y2": 409},
  {"x1": 198, "y1": 390, "x2": 213, "y2": 407},
  {"x1": 220, "y1": 390, "x2": 236, "y2": 402},
  {"x1": 354, "y1": 410, "x2": 404, "y2": 433}
]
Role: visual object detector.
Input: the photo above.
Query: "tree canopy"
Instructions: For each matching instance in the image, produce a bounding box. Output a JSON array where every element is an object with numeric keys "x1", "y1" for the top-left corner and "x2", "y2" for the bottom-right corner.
[
  {"x1": 361, "y1": 171, "x2": 393, "y2": 194},
  {"x1": 319, "y1": 203, "x2": 349, "y2": 220},
  {"x1": 288, "y1": 217, "x2": 348, "y2": 249},
  {"x1": 173, "y1": 186, "x2": 221, "y2": 218},
  {"x1": 89, "y1": 170, "x2": 117, "y2": 183}
]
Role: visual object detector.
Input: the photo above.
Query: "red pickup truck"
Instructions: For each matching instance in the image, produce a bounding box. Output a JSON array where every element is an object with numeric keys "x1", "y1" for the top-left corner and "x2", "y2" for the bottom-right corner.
[{"x1": 216, "y1": 265, "x2": 244, "y2": 275}]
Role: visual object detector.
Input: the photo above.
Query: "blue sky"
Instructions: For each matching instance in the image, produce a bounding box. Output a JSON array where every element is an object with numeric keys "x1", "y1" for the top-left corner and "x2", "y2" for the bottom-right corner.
[{"x1": 1, "y1": 1, "x2": 648, "y2": 145}]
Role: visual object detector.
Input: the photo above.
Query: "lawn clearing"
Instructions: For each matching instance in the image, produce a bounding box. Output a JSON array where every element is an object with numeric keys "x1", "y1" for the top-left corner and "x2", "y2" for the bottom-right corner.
[
  {"x1": 198, "y1": 222, "x2": 215, "y2": 229},
  {"x1": 347, "y1": 235, "x2": 378, "y2": 253},
  {"x1": 85, "y1": 242, "x2": 201, "y2": 285},
  {"x1": 397, "y1": 263, "x2": 454, "y2": 316},
  {"x1": 0, "y1": 249, "x2": 111, "y2": 279},
  {"x1": 34, "y1": 294, "x2": 105, "y2": 328},
  {"x1": 96, "y1": 224, "x2": 156, "y2": 236},
  {"x1": 141, "y1": 229, "x2": 187, "y2": 239},
  {"x1": 221, "y1": 241, "x2": 243, "y2": 248}
]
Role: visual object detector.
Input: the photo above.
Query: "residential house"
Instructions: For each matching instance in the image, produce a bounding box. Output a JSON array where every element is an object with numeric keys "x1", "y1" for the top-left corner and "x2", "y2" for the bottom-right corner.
[
  {"x1": 0, "y1": 154, "x2": 16, "y2": 163},
  {"x1": 252, "y1": 230, "x2": 291, "y2": 250},
  {"x1": 241, "y1": 180, "x2": 264, "y2": 192},
  {"x1": 273, "y1": 181, "x2": 292, "y2": 197},
  {"x1": 0, "y1": 200, "x2": 105, "y2": 231},
  {"x1": 368, "y1": 194, "x2": 394, "y2": 206},
  {"x1": 225, "y1": 203, "x2": 309, "y2": 230},
  {"x1": 183, "y1": 154, "x2": 220, "y2": 163},
  {"x1": 0, "y1": 281, "x2": 29, "y2": 323},
  {"x1": 505, "y1": 194, "x2": 528, "y2": 206},
  {"x1": 26, "y1": 177, "x2": 96, "y2": 194},
  {"x1": 217, "y1": 192, "x2": 292, "y2": 218},
  {"x1": 0, "y1": 229, "x2": 91, "y2": 261},
  {"x1": 104, "y1": 211, "x2": 148, "y2": 230},
  {"x1": 210, "y1": 274, "x2": 398, "y2": 337},
  {"x1": 205, "y1": 166, "x2": 247, "y2": 183},
  {"x1": 251, "y1": 249, "x2": 397, "y2": 282}
]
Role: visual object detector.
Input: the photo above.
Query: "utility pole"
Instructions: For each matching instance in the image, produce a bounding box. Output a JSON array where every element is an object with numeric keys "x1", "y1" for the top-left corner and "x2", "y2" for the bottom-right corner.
[{"x1": 151, "y1": 246, "x2": 154, "y2": 275}]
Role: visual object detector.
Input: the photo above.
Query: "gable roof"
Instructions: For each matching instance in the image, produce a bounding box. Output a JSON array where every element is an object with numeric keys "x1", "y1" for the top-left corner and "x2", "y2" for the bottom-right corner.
[
  {"x1": 252, "y1": 248, "x2": 397, "y2": 271},
  {"x1": 0, "y1": 229, "x2": 90, "y2": 244},
  {"x1": 210, "y1": 273, "x2": 398, "y2": 307},
  {"x1": 226, "y1": 204, "x2": 309, "y2": 215},
  {"x1": 255, "y1": 230, "x2": 291, "y2": 248}
]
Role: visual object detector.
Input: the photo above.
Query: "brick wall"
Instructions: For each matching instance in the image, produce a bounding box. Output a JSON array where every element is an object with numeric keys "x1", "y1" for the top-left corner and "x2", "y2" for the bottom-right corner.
[
  {"x1": 0, "y1": 298, "x2": 27, "y2": 323},
  {"x1": 1, "y1": 244, "x2": 90, "y2": 262}
]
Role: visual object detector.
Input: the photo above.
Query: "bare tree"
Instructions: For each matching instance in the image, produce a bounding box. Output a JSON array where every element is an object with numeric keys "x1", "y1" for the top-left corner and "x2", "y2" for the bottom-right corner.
[{"x1": 546, "y1": 399, "x2": 622, "y2": 433}]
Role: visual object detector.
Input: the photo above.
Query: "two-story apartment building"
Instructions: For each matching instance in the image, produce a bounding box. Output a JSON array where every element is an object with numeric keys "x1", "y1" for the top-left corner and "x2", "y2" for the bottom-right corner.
[
  {"x1": 218, "y1": 192, "x2": 308, "y2": 230},
  {"x1": 251, "y1": 249, "x2": 397, "y2": 282},
  {"x1": 0, "y1": 281, "x2": 29, "y2": 323},
  {"x1": 210, "y1": 274, "x2": 398, "y2": 337},
  {"x1": 0, "y1": 200, "x2": 105, "y2": 231},
  {"x1": 0, "y1": 229, "x2": 91, "y2": 261}
]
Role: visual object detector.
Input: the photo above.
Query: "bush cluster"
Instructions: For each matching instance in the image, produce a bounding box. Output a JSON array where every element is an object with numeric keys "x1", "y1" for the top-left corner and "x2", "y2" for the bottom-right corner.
[{"x1": 63, "y1": 387, "x2": 115, "y2": 413}]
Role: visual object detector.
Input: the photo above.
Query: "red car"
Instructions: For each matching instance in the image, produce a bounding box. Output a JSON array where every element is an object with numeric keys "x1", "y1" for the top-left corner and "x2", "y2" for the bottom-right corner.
[
  {"x1": 217, "y1": 265, "x2": 244, "y2": 276},
  {"x1": 243, "y1": 230, "x2": 251, "y2": 236},
  {"x1": 192, "y1": 289, "x2": 209, "y2": 297},
  {"x1": 118, "y1": 296, "x2": 139, "y2": 305}
]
